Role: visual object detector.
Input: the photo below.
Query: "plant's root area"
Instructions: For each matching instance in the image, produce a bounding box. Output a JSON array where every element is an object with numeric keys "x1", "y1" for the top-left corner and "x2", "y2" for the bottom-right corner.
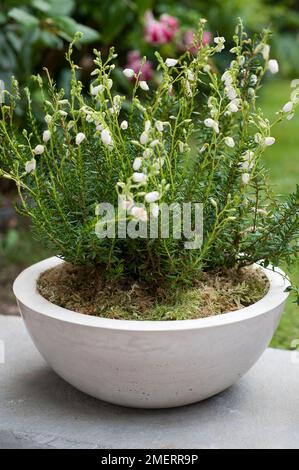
[{"x1": 37, "y1": 263, "x2": 269, "y2": 321}]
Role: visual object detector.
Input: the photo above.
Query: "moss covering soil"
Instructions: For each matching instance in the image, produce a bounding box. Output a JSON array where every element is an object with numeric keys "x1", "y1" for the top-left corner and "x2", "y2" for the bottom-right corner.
[{"x1": 37, "y1": 262, "x2": 269, "y2": 321}]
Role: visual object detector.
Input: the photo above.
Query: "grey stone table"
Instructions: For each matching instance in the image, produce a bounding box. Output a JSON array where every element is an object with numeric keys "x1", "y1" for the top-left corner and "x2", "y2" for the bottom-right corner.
[{"x1": 0, "y1": 315, "x2": 299, "y2": 449}]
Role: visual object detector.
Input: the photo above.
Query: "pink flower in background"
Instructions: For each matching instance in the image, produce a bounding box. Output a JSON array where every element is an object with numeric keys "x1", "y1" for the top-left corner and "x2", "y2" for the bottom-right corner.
[
  {"x1": 183, "y1": 29, "x2": 212, "y2": 55},
  {"x1": 126, "y1": 50, "x2": 153, "y2": 82},
  {"x1": 160, "y1": 13, "x2": 179, "y2": 35},
  {"x1": 144, "y1": 10, "x2": 179, "y2": 45}
]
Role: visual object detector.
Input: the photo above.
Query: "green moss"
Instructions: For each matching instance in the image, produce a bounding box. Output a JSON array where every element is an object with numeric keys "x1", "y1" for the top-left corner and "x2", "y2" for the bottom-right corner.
[{"x1": 37, "y1": 262, "x2": 268, "y2": 321}]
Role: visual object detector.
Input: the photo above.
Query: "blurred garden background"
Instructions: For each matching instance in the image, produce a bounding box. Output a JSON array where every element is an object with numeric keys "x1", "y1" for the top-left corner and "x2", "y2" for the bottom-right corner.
[{"x1": 0, "y1": 0, "x2": 298, "y2": 348}]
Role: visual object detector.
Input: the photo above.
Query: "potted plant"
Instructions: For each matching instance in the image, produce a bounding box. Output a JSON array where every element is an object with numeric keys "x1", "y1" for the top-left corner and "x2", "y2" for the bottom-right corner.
[{"x1": 1, "y1": 21, "x2": 298, "y2": 408}]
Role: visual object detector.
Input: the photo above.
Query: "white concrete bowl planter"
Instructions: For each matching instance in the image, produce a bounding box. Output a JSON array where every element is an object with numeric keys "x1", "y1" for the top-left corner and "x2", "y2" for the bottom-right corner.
[{"x1": 14, "y1": 256, "x2": 289, "y2": 409}]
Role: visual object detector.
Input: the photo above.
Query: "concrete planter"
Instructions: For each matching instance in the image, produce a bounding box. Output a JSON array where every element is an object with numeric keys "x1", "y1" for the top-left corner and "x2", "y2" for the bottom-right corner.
[{"x1": 13, "y1": 256, "x2": 289, "y2": 409}]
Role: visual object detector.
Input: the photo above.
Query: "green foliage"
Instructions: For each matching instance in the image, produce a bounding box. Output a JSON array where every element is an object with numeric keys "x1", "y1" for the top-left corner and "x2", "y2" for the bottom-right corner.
[
  {"x1": 0, "y1": 23, "x2": 298, "y2": 286},
  {"x1": 0, "y1": 0, "x2": 99, "y2": 95}
]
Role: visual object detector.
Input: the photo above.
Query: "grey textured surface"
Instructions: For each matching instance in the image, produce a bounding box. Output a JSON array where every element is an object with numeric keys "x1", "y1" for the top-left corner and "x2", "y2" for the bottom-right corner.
[{"x1": 0, "y1": 315, "x2": 298, "y2": 449}]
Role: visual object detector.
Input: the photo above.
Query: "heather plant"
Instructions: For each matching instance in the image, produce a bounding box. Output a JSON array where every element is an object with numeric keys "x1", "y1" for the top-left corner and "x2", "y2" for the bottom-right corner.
[{"x1": 0, "y1": 20, "x2": 298, "y2": 288}]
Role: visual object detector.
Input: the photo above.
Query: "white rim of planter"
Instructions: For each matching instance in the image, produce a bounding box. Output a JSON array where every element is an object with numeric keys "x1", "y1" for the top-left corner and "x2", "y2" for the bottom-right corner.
[{"x1": 13, "y1": 256, "x2": 290, "y2": 332}]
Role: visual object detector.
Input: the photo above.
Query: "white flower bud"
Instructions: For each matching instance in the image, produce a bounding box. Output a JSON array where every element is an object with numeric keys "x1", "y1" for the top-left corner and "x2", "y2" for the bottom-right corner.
[
  {"x1": 221, "y1": 70, "x2": 232, "y2": 85},
  {"x1": 91, "y1": 84, "x2": 103, "y2": 96},
  {"x1": 101, "y1": 128, "x2": 112, "y2": 146},
  {"x1": 282, "y1": 101, "x2": 293, "y2": 113},
  {"x1": 204, "y1": 118, "x2": 219, "y2": 133},
  {"x1": 143, "y1": 148, "x2": 152, "y2": 158},
  {"x1": 120, "y1": 120, "x2": 128, "y2": 130},
  {"x1": 144, "y1": 120, "x2": 151, "y2": 131},
  {"x1": 44, "y1": 114, "x2": 52, "y2": 125},
  {"x1": 140, "y1": 131, "x2": 149, "y2": 145},
  {"x1": 42, "y1": 130, "x2": 51, "y2": 143},
  {"x1": 242, "y1": 173, "x2": 250, "y2": 185},
  {"x1": 262, "y1": 44, "x2": 270, "y2": 61},
  {"x1": 75, "y1": 132, "x2": 86, "y2": 145},
  {"x1": 224, "y1": 136, "x2": 235, "y2": 148},
  {"x1": 59, "y1": 110, "x2": 67, "y2": 116},
  {"x1": 58, "y1": 99, "x2": 69, "y2": 105},
  {"x1": 34, "y1": 144, "x2": 45, "y2": 155},
  {"x1": 155, "y1": 120, "x2": 164, "y2": 132},
  {"x1": 25, "y1": 158, "x2": 36, "y2": 174},
  {"x1": 133, "y1": 172, "x2": 147, "y2": 183},
  {"x1": 145, "y1": 191, "x2": 160, "y2": 203},
  {"x1": 250, "y1": 74, "x2": 258, "y2": 86},
  {"x1": 268, "y1": 59, "x2": 279, "y2": 74},
  {"x1": 139, "y1": 81, "x2": 149, "y2": 91},
  {"x1": 214, "y1": 36, "x2": 225, "y2": 44},
  {"x1": 225, "y1": 86, "x2": 237, "y2": 101},
  {"x1": 165, "y1": 58, "x2": 178, "y2": 67},
  {"x1": 131, "y1": 206, "x2": 148, "y2": 221},
  {"x1": 264, "y1": 136, "x2": 275, "y2": 146},
  {"x1": 123, "y1": 68, "x2": 135, "y2": 78},
  {"x1": 227, "y1": 101, "x2": 239, "y2": 113},
  {"x1": 133, "y1": 157, "x2": 142, "y2": 171},
  {"x1": 107, "y1": 79, "x2": 113, "y2": 90}
]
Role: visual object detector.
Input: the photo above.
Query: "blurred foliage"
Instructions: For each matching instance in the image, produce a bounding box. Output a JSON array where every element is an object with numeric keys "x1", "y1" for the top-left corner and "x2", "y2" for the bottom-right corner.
[{"x1": 1, "y1": 0, "x2": 299, "y2": 94}]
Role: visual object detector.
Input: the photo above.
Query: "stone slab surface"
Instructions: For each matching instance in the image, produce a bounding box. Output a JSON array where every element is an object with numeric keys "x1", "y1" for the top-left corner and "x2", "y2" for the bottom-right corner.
[{"x1": 0, "y1": 315, "x2": 299, "y2": 449}]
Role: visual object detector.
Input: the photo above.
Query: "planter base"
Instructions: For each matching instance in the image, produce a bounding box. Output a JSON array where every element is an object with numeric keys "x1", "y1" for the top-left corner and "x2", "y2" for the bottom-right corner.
[{"x1": 14, "y1": 257, "x2": 289, "y2": 408}]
